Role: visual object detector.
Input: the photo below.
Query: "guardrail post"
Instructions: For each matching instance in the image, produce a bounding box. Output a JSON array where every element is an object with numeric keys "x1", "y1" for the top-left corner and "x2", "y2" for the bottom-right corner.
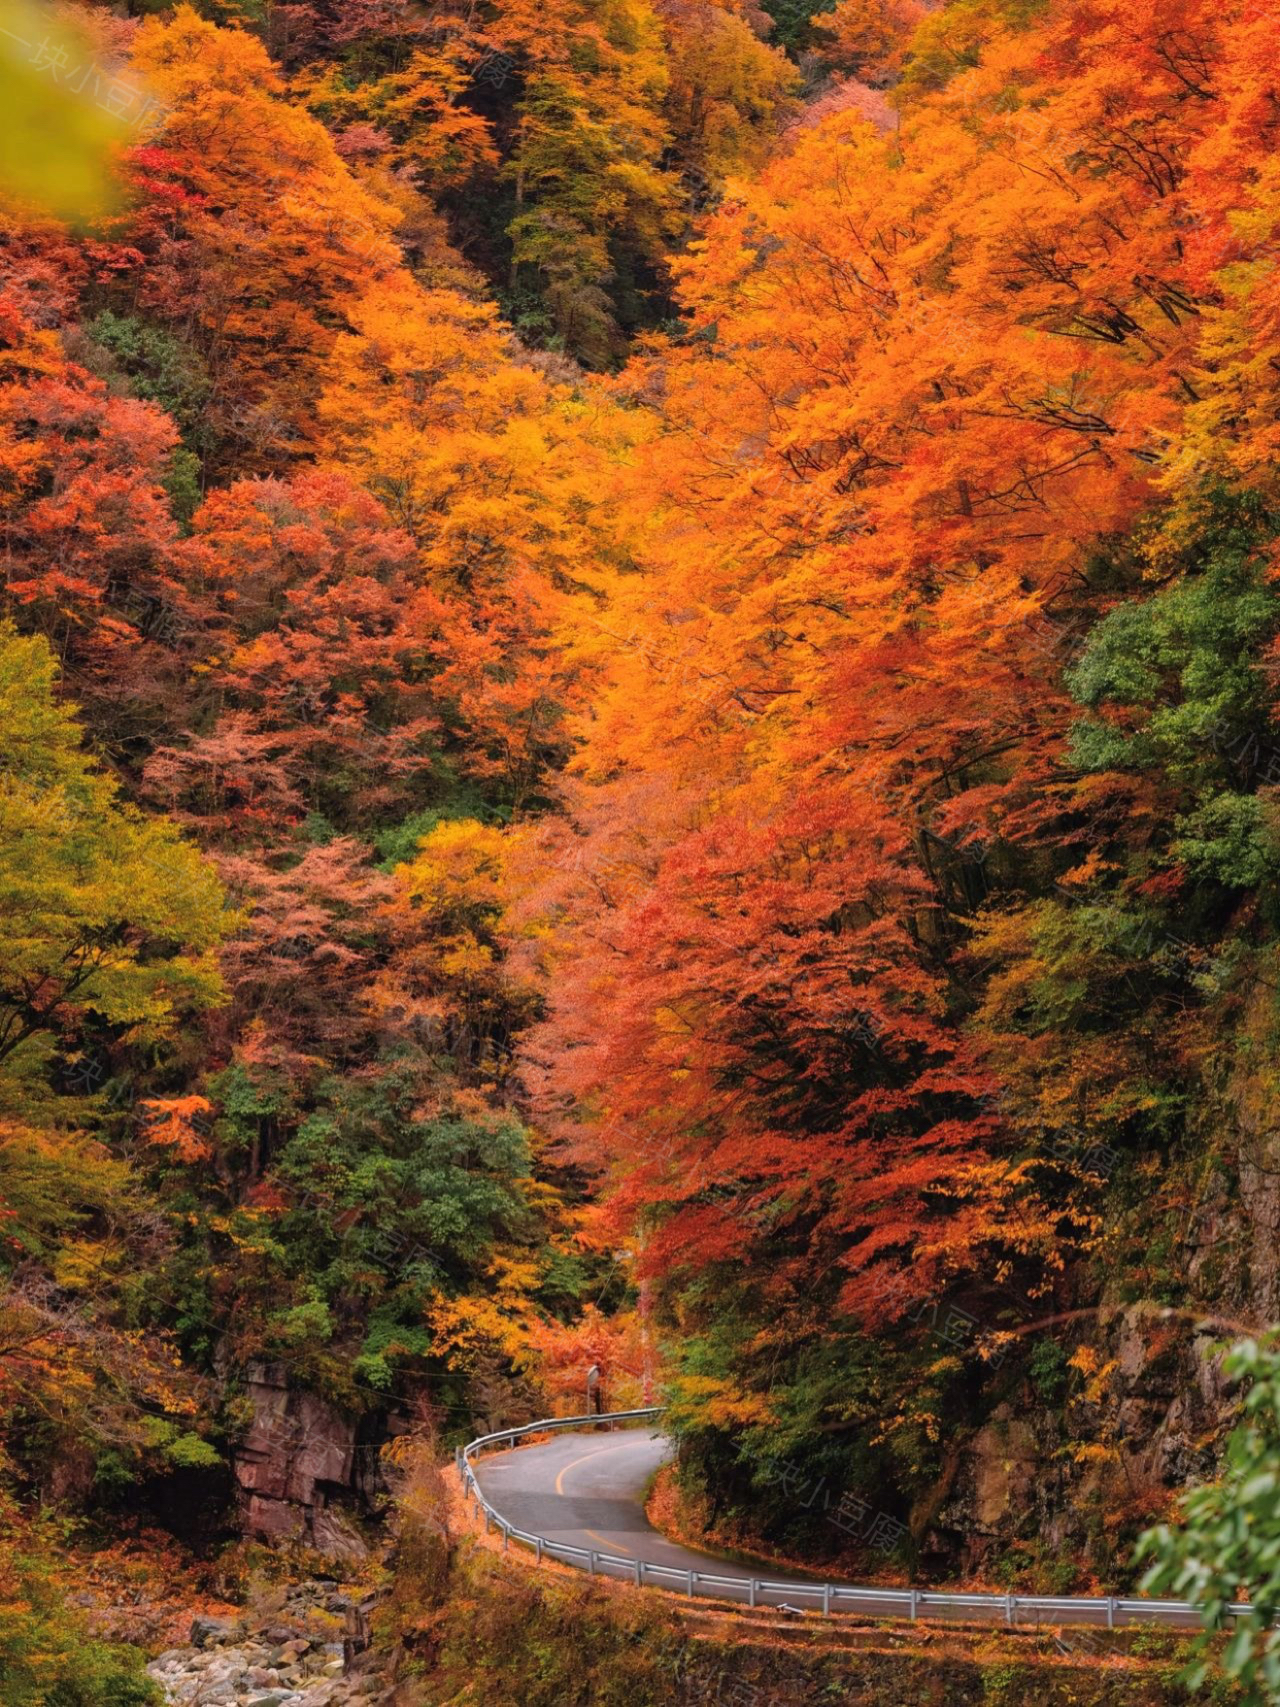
[
  {"x1": 748, "y1": 1579, "x2": 757, "y2": 1610},
  {"x1": 822, "y1": 1584, "x2": 831, "y2": 1617},
  {"x1": 687, "y1": 1570, "x2": 695, "y2": 1599},
  {"x1": 589, "y1": 1552, "x2": 597, "y2": 1577},
  {"x1": 1005, "y1": 1594, "x2": 1014, "y2": 1627},
  {"x1": 909, "y1": 1589, "x2": 918, "y2": 1622},
  {"x1": 1106, "y1": 1597, "x2": 1115, "y2": 1631},
  {"x1": 634, "y1": 1560, "x2": 642, "y2": 1587}
]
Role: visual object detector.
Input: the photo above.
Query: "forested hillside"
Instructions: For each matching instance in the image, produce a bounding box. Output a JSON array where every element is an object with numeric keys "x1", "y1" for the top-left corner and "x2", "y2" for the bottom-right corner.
[{"x1": 2, "y1": 0, "x2": 1279, "y2": 1700}]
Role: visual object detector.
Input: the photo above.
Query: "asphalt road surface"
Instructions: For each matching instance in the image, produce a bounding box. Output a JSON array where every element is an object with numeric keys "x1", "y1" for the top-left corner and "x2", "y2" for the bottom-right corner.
[
  {"x1": 471, "y1": 1426, "x2": 1212, "y2": 1628},
  {"x1": 473, "y1": 1427, "x2": 818, "y2": 1597}
]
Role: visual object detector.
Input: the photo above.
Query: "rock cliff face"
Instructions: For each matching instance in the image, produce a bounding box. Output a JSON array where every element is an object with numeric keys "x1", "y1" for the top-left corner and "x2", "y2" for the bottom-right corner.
[
  {"x1": 229, "y1": 1357, "x2": 534, "y2": 1559},
  {"x1": 931, "y1": 1043, "x2": 1274, "y2": 1582},
  {"x1": 233, "y1": 1365, "x2": 374, "y2": 1561},
  {"x1": 928, "y1": 1309, "x2": 1233, "y2": 1581},
  {"x1": 1232, "y1": 1053, "x2": 1280, "y2": 1326}
]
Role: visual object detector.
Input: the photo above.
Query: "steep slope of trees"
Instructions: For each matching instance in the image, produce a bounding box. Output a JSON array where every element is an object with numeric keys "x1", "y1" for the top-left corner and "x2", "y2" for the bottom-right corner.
[
  {"x1": 275, "y1": 0, "x2": 797, "y2": 362},
  {"x1": 0, "y1": 622, "x2": 229, "y2": 1491},
  {"x1": 519, "y1": 0, "x2": 1280, "y2": 1558},
  {"x1": 0, "y1": 0, "x2": 629, "y2": 1534},
  {"x1": 2, "y1": 0, "x2": 1280, "y2": 1694}
]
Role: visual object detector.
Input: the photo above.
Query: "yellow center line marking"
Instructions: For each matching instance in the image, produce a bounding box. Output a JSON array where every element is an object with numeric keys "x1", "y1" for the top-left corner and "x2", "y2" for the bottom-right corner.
[
  {"x1": 585, "y1": 1527, "x2": 633, "y2": 1556},
  {"x1": 552, "y1": 1437, "x2": 647, "y2": 1497}
]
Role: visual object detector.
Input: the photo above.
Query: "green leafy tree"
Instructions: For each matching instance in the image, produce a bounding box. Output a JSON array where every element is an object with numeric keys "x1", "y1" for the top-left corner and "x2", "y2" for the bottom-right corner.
[
  {"x1": 1067, "y1": 489, "x2": 1280, "y2": 895},
  {"x1": 0, "y1": 1501, "x2": 159, "y2": 1707},
  {"x1": 1137, "y1": 1336, "x2": 1280, "y2": 1702}
]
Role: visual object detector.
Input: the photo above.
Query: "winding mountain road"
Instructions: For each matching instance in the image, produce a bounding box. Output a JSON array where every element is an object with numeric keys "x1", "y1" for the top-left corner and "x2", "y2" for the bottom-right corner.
[
  {"x1": 473, "y1": 1428, "x2": 815, "y2": 1597},
  {"x1": 469, "y1": 1424, "x2": 1219, "y2": 1629}
]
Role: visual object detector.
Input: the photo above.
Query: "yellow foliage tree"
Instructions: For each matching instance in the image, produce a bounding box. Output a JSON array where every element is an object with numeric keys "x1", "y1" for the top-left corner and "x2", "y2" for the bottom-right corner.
[{"x1": 0, "y1": 623, "x2": 230, "y2": 1084}]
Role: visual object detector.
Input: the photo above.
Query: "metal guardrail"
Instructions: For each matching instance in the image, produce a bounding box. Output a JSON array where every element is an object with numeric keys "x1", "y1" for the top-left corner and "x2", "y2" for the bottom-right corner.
[{"x1": 459, "y1": 1407, "x2": 1253, "y2": 1631}]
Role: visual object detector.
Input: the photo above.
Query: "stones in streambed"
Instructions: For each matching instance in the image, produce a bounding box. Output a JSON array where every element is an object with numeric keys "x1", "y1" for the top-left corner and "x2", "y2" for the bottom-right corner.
[
  {"x1": 191, "y1": 1616, "x2": 243, "y2": 1648},
  {"x1": 147, "y1": 1582, "x2": 388, "y2": 1707}
]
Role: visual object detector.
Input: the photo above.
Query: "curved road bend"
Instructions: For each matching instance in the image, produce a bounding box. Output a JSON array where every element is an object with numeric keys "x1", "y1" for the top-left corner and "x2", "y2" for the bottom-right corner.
[
  {"x1": 472, "y1": 1427, "x2": 1206, "y2": 1628},
  {"x1": 473, "y1": 1428, "x2": 818, "y2": 1603}
]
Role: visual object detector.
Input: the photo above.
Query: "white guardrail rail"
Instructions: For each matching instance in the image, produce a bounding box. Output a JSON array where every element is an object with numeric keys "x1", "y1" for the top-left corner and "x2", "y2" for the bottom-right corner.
[{"x1": 458, "y1": 1407, "x2": 1253, "y2": 1631}]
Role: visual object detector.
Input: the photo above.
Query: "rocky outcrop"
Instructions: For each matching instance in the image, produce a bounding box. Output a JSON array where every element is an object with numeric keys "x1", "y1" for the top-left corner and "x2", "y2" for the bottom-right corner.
[
  {"x1": 928, "y1": 1403, "x2": 1067, "y2": 1576},
  {"x1": 924, "y1": 1037, "x2": 1270, "y2": 1584},
  {"x1": 929, "y1": 1302, "x2": 1235, "y2": 1579},
  {"x1": 962, "y1": 1409, "x2": 1040, "y2": 1533},
  {"x1": 1230, "y1": 1052, "x2": 1280, "y2": 1325},
  {"x1": 233, "y1": 1365, "x2": 373, "y2": 1560}
]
